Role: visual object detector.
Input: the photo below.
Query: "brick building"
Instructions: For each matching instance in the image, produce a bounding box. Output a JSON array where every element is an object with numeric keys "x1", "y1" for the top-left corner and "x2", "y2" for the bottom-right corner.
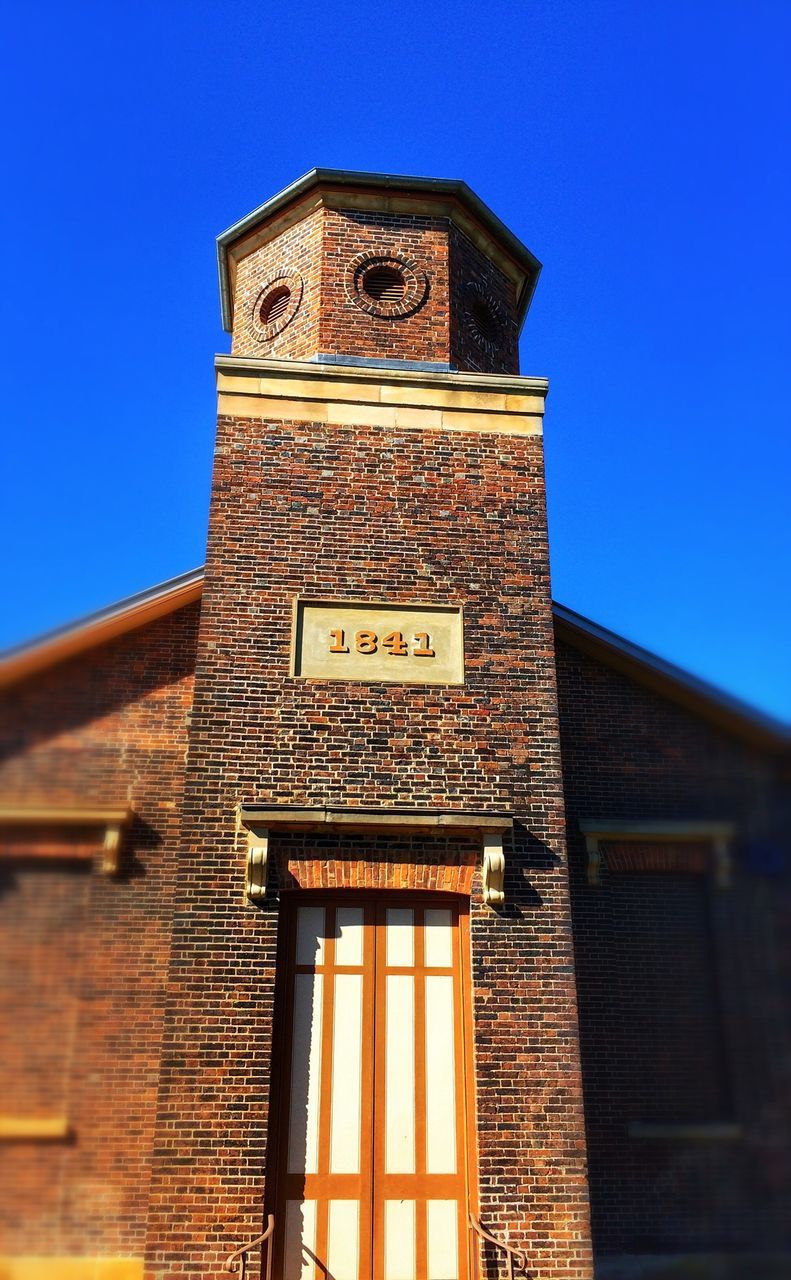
[{"x1": 1, "y1": 170, "x2": 789, "y2": 1280}]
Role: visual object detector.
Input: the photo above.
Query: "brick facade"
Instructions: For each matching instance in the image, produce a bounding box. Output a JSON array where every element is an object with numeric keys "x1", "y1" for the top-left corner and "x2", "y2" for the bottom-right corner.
[
  {"x1": 2, "y1": 595, "x2": 788, "y2": 1278},
  {"x1": 1, "y1": 171, "x2": 788, "y2": 1280},
  {"x1": 230, "y1": 201, "x2": 520, "y2": 373},
  {"x1": 0, "y1": 603, "x2": 199, "y2": 1259},
  {"x1": 556, "y1": 638, "x2": 791, "y2": 1268},
  {"x1": 231, "y1": 207, "x2": 325, "y2": 364},
  {"x1": 143, "y1": 406, "x2": 592, "y2": 1279},
  {"x1": 448, "y1": 222, "x2": 520, "y2": 374}
]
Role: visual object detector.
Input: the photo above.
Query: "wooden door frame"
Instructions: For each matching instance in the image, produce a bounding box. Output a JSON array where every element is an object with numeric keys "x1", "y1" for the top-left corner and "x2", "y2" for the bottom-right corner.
[{"x1": 265, "y1": 889, "x2": 480, "y2": 1280}]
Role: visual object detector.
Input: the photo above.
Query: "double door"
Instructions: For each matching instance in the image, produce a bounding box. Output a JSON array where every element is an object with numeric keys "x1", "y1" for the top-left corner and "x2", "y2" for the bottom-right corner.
[{"x1": 272, "y1": 895, "x2": 474, "y2": 1280}]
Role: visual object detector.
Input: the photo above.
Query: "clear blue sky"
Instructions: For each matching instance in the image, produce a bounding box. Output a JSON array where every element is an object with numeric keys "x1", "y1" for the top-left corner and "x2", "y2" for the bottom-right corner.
[{"x1": 1, "y1": 0, "x2": 789, "y2": 720}]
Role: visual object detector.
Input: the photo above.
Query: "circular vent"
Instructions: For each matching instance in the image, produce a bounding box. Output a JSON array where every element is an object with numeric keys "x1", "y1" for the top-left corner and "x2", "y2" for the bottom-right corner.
[
  {"x1": 259, "y1": 285, "x2": 291, "y2": 326},
  {"x1": 362, "y1": 264, "x2": 406, "y2": 303},
  {"x1": 469, "y1": 298, "x2": 500, "y2": 345},
  {"x1": 464, "y1": 282, "x2": 506, "y2": 356},
  {"x1": 346, "y1": 252, "x2": 428, "y2": 317},
  {"x1": 252, "y1": 273, "x2": 303, "y2": 342}
]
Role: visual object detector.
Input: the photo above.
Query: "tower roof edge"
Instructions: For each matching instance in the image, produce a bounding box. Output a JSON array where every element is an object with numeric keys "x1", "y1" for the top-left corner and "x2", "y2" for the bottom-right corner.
[{"x1": 216, "y1": 168, "x2": 542, "y2": 333}]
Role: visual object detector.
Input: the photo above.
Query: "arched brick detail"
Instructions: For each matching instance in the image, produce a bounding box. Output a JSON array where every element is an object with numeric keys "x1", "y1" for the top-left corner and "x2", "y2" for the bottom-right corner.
[
  {"x1": 344, "y1": 251, "x2": 428, "y2": 318},
  {"x1": 602, "y1": 840, "x2": 711, "y2": 875},
  {"x1": 273, "y1": 835, "x2": 478, "y2": 895},
  {"x1": 276, "y1": 854, "x2": 476, "y2": 894}
]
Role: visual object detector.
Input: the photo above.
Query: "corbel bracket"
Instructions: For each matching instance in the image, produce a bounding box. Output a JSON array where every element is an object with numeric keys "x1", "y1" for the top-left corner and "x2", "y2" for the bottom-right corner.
[
  {"x1": 482, "y1": 831, "x2": 505, "y2": 908},
  {"x1": 246, "y1": 828, "x2": 269, "y2": 901},
  {"x1": 101, "y1": 822, "x2": 124, "y2": 875},
  {"x1": 584, "y1": 833, "x2": 602, "y2": 887}
]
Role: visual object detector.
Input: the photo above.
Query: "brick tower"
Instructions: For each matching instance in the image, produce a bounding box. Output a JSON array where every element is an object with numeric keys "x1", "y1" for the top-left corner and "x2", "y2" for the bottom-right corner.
[{"x1": 145, "y1": 170, "x2": 594, "y2": 1280}]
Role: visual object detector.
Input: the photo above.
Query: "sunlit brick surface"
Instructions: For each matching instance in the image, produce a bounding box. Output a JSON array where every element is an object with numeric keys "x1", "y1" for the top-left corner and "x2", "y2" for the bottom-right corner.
[
  {"x1": 231, "y1": 205, "x2": 520, "y2": 373},
  {"x1": 3, "y1": 172, "x2": 787, "y2": 1280},
  {"x1": 143, "y1": 411, "x2": 593, "y2": 1279},
  {"x1": 0, "y1": 603, "x2": 199, "y2": 1258}
]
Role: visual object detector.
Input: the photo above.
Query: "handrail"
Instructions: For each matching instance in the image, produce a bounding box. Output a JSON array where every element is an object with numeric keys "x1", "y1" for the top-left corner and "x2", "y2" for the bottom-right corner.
[
  {"x1": 225, "y1": 1209, "x2": 523, "y2": 1280},
  {"x1": 225, "y1": 1213, "x2": 275, "y2": 1280},
  {"x1": 469, "y1": 1211, "x2": 527, "y2": 1280}
]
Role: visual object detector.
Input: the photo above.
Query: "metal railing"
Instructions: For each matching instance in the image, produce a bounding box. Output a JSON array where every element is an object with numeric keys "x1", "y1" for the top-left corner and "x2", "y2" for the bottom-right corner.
[
  {"x1": 225, "y1": 1213, "x2": 275, "y2": 1280},
  {"x1": 469, "y1": 1211, "x2": 527, "y2": 1280},
  {"x1": 225, "y1": 1208, "x2": 524, "y2": 1280}
]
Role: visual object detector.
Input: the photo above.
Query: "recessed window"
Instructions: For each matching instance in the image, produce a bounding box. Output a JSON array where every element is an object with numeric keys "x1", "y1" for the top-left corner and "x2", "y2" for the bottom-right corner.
[
  {"x1": 259, "y1": 285, "x2": 292, "y2": 326},
  {"x1": 362, "y1": 264, "x2": 406, "y2": 304}
]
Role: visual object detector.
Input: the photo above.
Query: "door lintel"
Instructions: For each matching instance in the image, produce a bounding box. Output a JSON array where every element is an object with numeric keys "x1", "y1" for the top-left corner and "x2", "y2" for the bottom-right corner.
[{"x1": 237, "y1": 804, "x2": 513, "y2": 907}]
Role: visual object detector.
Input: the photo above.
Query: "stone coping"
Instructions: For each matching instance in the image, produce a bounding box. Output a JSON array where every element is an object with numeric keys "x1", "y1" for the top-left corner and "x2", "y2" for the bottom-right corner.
[
  {"x1": 216, "y1": 356, "x2": 547, "y2": 436},
  {"x1": 239, "y1": 804, "x2": 513, "y2": 835},
  {"x1": 0, "y1": 1262, "x2": 142, "y2": 1280}
]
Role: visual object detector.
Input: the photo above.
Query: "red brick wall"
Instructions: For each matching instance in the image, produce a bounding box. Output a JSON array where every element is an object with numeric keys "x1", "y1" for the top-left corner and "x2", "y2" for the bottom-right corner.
[
  {"x1": 231, "y1": 207, "x2": 324, "y2": 362},
  {"x1": 0, "y1": 602, "x2": 199, "y2": 1258},
  {"x1": 230, "y1": 205, "x2": 520, "y2": 373},
  {"x1": 318, "y1": 207, "x2": 452, "y2": 367},
  {"x1": 556, "y1": 637, "x2": 791, "y2": 1261},
  {"x1": 448, "y1": 222, "x2": 520, "y2": 374},
  {"x1": 0, "y1": 860, "x2": 91, "y2": 1248},
  {"x1": 145, "y1": 411, "x2": 593, "y2": 1279}
]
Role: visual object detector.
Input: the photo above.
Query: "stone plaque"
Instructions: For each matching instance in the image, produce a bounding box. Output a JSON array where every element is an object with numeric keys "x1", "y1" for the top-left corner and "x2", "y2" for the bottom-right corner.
[{"x1": 292, "y1": 599, "x2": 464, "y2": 685}]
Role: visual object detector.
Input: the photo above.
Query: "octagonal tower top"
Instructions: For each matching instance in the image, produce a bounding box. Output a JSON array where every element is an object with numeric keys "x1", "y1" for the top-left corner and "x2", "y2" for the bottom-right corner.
[{"x1": 216, "y1": 169, "x2": 541, "y2": 375}]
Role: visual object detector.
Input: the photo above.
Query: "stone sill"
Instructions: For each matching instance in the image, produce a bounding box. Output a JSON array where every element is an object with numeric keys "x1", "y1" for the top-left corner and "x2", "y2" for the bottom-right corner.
[
  {"x1": 0, "y1": 1116, "x2": 70, "y2": 1141},
  {"x1": 0, "y1": 1260, "x2": 142, "y2": 1280},
  {"x1": 595, "y1": 1253, "x2": 791, "y2": 1279},
  {"x1": 628, "y1": 1122, "x2": 743, "y2": 1142}
]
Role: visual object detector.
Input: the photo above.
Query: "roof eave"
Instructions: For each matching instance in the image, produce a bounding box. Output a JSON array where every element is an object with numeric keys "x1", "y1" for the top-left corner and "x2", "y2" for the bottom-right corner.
[
  {"x1": 0, "y1": 567, "x2": 204, "y2": 690},
  {"x1": 553, "y1": 601, "x2": 790, "y2": 753},
  {"x1": 215, "y1": 167, "x2": 542, "y2": 333},
  {"x1": 3, "y1": 568, "x2": 787, "y2": 755}
]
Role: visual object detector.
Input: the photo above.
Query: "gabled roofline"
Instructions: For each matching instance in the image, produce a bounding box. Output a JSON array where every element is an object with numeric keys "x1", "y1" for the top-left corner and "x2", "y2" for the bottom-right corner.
[
  {"x1": 2, "y1": 568, "x2": 788, "y2": 753},
  {"x1": 0, "y1": 567, "x2": 203, "y2": 689},
  {"x1": 216, "y1": 167, "x2": 542, "y2": 333},
  {"x1": 553, "y1": 601, "x2": 790, "y2": 751}
]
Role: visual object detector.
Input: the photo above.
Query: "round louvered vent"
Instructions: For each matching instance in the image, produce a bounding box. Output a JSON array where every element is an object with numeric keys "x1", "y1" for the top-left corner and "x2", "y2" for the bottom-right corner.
[
  {"x1": 469, "y1": 298, "x2": 500, "y2": 344},
  {"x1": 252, "y1": 273, "x2": 304, "y2": 342},
  {"x1": 362, "y1": 264, "x2": 407, "y2": 303},
  {"x1": 463, "y1": 282, "x2": 506, "y2": 358},
  {"x1": 346, "y1": 253, "x2": 428, "y2": 317},
  {"x1": 259, "y1": 285, "x2": 291, "y2": 326}
]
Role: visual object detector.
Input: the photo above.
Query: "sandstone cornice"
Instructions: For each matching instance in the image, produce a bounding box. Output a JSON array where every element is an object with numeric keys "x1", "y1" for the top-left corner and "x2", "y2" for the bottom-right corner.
[{"x1": 215, "y1": 355, "x2": 547, "y2": 436}]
